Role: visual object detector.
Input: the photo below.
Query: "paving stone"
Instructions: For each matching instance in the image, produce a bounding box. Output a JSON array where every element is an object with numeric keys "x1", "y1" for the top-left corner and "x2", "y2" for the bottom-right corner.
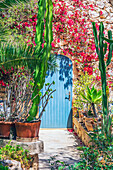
[{"x1": 39, "y1": 130, "x2": 83, "y2": 169}]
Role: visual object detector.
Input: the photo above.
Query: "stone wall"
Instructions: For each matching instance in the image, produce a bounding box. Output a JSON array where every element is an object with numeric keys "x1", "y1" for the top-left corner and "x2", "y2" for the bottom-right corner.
[
  {"x1": 84, "y1": 0, "x2": 113, "y2": 37},
  {"x1": 53, "y1": 0, "x2": 113, "y2": 83},
  {"x1": 54, "y1": 0, "x2": 113, "y2": 112}
]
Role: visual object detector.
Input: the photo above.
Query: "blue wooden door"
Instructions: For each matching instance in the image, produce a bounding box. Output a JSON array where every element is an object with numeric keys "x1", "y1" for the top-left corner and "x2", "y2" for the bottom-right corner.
[{"x1": 40, "y1": 54, "x2": 73, "y2": 128}]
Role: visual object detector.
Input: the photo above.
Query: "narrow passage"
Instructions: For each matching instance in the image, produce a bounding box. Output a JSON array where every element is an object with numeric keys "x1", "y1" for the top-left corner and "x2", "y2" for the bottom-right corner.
[{"x1": 39, "y1": 129, "x2": 83, "y2": 169}]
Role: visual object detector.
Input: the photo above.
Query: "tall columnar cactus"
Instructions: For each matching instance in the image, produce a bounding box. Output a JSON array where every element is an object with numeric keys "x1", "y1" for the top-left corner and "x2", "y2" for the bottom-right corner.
[
  {"x1": 28, "y1": 0, "x2": 53, "y2": 120},
  {"x1": 92, "y1": 22, "x2": 113, "y2": 137}
]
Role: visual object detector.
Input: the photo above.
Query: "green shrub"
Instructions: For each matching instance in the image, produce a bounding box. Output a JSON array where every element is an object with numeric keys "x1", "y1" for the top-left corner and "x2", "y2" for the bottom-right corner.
[
  {"x1": 73, "y1": 72, "x2": 101, "y2": 113},
  {"x1": 0, "y1": 141, "x2": 33, "y2": 169}
]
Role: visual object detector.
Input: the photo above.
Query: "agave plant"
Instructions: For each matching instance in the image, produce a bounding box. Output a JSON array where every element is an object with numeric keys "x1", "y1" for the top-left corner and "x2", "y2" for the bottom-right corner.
[{"x1": 80, "y1": 86, "x2": 102, "y2": 117}]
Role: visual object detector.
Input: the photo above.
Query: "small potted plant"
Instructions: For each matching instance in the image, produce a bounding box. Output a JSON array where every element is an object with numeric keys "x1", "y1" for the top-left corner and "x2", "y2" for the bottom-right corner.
[
  {"x1": 14, "y1": 74, "x2": 56, "y2": 140},
  {"x1": 0, "y1": 67, "x2": 56, "y2": 140},
  {"x1": 0, "y1": 70, "x2": 16, "y2": 139},
  {"x1": 80, "y1": 86, "x2": 102, "y2": 131}
]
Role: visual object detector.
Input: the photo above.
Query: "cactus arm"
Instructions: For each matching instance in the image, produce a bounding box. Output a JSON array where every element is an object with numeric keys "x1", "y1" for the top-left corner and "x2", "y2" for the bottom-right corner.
[
  {"x1": 92, "y1": 22, "x2": 99, "y2": 55},
  {"x1": 102, "y1": 37, "x2": 113, "y2": 44},
  {"x1": 99, "y1": 23, "x2": 108, "y2": 116},
  {"x1": 106, "y1": 31, "x2": 113, "y2": 66},
  {"x1": 35, "y1": 0, "x2": 45, "y2": 53},
  {"x1": 103, "y1": 43, "x2": 107, "y2": 55},
  {"x1": 107, "y1": 43, "x2": 113, "y2": 66}
]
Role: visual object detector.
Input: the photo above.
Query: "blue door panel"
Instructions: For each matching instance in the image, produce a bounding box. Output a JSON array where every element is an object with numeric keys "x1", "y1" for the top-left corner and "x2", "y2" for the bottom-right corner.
[{"x1": 40, "y1": 55, "x2": 73, "y2": 128}]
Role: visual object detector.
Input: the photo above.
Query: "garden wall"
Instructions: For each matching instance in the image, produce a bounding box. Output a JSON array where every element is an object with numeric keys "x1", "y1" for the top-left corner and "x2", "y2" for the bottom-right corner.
[{"x1": 52, "y1": 0, "x2": 113, "y2": 107}]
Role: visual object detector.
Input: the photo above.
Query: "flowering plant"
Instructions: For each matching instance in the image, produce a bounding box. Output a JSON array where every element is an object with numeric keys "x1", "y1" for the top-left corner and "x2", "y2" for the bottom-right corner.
[{"x1": 0, "y1": 68, "x2": 55, "y2": 122}]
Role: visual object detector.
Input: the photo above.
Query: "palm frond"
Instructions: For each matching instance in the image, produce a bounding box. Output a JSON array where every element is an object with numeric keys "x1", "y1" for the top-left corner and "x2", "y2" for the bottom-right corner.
[
  {"x1": 47, "y1": 54, "x2": 58, "y2": 72},
  {"x1": 0, "y1": 42, "x2": 57, "y2": 73},
  {"x1": 0, "y1": 0, "x2": 30, "y2": 9}
]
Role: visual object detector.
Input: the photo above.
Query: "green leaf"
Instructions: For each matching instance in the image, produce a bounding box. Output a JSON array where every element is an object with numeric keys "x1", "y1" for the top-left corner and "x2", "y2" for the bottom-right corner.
[
  {"x1": 92, "y1": 89, "x2": 97, "y2": 102},
  {"x1": 80, "y1": 92, "x2": 91, "y2": 103},
  {"x1": 87, "y1": 86, "x2": 91, "y2": 95},
  {"x1": 53, "y1": 81, "x2": 55, "y2": 84},
  {"x1": 38, "y1": 91, "x2": 42, "y2": 97},
  {"x1": 45, "y1": 91, "x2": 48, "y2": 95},
  {"x1": 37, "y1": 83, "x2": 40, "y2": 87},
  {"x1": 91, "y1": 86, "x2": 95, "y2": 93}
]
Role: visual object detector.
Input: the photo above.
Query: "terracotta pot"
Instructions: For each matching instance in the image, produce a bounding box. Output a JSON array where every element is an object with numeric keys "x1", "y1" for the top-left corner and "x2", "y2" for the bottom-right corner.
[
  {"x1": 0, "y1": 121, "x2": 15, "y2": 138},
  {"x1": 85, "y1": 117, "x2": 97, "y2": 124},
  {"x1": 85, "y1": 121, "x2": 93, "y2": 131},
  {"x1": 79, "y1": 118, "x2": 83, "y2": 123},
  {"x1": 79, "y1": 111, "x2": 84, "y2": 118},
  {"x1": 15, "y1": 120, "x2": 41, "y2": 139},
  {"x1": 79, "y1": 111, "x2": 84, "y2": 123}
]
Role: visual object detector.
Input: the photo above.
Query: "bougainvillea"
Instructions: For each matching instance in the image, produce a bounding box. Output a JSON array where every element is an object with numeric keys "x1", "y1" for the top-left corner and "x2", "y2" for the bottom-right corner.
[{"x1": 0, "y1": 1, "x2": 97, "y2": 63}]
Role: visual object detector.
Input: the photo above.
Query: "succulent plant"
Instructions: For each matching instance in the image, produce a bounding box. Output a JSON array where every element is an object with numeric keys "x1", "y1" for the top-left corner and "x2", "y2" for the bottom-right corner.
[{"x1": 80, "y1": 86, "x2": 102, "y2": 117}]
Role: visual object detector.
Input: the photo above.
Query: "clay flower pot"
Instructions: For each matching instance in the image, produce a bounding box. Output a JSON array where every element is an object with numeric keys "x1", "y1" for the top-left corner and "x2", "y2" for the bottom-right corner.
[
  {"x1": 85, "y1": 121, "x2": 93, "y2": 131},
  {"x1": 15, "y1": 120, "x2": 41, "y2": 140},
  {"x1": 85, "y1": 117, "x2": 97, "y2": 125},
  {"x1": 79, "y1": 111, "x2": 84, "y2": 123},
  {"x1": 0, "y1": 121, "x2": 15, "y2": 138}
]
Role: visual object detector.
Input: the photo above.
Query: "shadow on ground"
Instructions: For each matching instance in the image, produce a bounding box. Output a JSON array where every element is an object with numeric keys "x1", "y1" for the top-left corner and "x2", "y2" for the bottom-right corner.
[{"x1": 39, "y1": 130, "x2": 84, "y2": 169}]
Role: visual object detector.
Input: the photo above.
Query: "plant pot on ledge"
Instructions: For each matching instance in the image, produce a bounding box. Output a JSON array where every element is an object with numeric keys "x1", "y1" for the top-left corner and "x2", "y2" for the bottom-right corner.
[
  {"x1": 15, "y1": 120, "x2": 41, "y2": 141},
  {"x1": 85, "y1": 117, "x2": 98, "y2": 125},
  {"x1": 85, "y1": 120, "x2": 94, "y2": 131},
  {"x1": 0, "y1": 121, "x2": 15, "y2": 138}
]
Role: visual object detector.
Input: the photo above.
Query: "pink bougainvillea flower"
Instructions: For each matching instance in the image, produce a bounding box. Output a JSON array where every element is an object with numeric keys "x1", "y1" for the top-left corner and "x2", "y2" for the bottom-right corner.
[
  {"x1": 32, "y1": 14, "x2": 37, "y2": 18},
  {"x1": 33, "y1": 28, "x2": 36, "y2": 32},
  {"x1": 29, "y1": 19, "x2": 33, "y2": 22},
  {"x1": 96, "y1": 75, "x2": 101, "y2": 81},
  {"x1": 41, "y1": 43, "x2": 44, "y2": 48},
  {"x1": 100, "y1": 11, "x2": 103, "y2": 15},
  {"x1": 27, "y1": 40, "x2": 30, "y2": 43},
  {"x1": 32, "y1": 22, "x2": 37, "y2": 26},
  {"x1": 11, "y1": 67, "x2": 14, "y2": 71},
  {"x1": 57, "y1": 38, "x2": 60, "y2": 43},
  {"x1": 51, "y1": 42, "x2": 55, "y2": 48},
  {"x1": 34, "y1": 18, "x2": 37, "y2": 21}
]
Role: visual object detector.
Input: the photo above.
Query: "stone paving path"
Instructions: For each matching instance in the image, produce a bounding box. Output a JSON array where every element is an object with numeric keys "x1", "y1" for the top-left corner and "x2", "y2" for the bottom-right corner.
[{"x1": 38, "y1": 130, "x2": 83, "y2": 169}]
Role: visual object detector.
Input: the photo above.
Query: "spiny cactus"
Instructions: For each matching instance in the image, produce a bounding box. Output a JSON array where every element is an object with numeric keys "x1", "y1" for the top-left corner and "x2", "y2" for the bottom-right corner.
[
  {"x1": 29, "y1": 0, "x2": 53, "y2": 120},
  {"x1": 92, "y1": 22, "x2": 113, "y2": 137}
]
